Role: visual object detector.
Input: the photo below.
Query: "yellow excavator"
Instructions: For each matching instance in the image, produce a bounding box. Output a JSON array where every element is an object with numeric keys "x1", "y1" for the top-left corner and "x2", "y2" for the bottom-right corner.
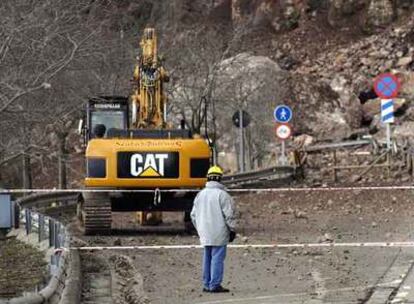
[{"x1": 78, "y1": 28, "x2": 211, "y2": 234}]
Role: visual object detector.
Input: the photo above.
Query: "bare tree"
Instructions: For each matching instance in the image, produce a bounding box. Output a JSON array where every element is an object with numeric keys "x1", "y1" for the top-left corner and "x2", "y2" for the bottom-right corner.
[
  {"x1": 0, "y1": 0, "x2": 120, "y2": 187},
  {"x1": 165, "y1": 25, "x2": 230, "y2": 134}
]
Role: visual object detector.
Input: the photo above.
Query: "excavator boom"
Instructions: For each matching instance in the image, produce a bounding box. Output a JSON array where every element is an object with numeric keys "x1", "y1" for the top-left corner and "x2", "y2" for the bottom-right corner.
[{"x1": 131, "y1": 28, "x2": 169, "y2": 129}]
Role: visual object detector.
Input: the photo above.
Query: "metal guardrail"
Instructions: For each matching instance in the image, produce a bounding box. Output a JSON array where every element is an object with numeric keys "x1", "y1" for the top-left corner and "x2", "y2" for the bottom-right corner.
[
  {"x1": 222, "y1": 166, "x2": 296, "y2": 188},
  {"x1": 0, "y1": 192, "x2": 79, "y2": 304},
  {"x1": 20, "y1": 210, "x2": 66, "y2": 249},
  {"x1": 15, "y1": 192, "x2": 80, "y2": 209}
]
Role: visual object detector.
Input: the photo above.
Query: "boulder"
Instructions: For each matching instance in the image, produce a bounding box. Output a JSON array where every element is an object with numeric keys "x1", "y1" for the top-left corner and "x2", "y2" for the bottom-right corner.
[
  {"x1": 330, "y1": 76, "x2": 362, "y2": 131},
  {"x1": 216, "y1": 53, "x2": 359, "y2": 142}
]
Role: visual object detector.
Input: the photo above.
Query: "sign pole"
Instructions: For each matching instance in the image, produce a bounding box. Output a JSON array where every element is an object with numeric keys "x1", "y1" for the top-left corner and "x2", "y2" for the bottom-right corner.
[
  {"x1": 281, "y1": 140, "x2": 287, "y2": 166},
  {"x1": 239, "y1": 109, "x2": 245, "y2": 172},
  {"x1": 386, "y1": 123, "x2": 391, "y2": 150}
]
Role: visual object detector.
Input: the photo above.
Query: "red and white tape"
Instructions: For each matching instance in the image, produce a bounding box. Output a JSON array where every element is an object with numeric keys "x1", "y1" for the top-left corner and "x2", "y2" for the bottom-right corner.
[
  {"x1": 69, "y1": 241, "x2": 414, "y2": 251},
  {"x1": 2, "y1": 185, "x2": 414, "y2": 194}
]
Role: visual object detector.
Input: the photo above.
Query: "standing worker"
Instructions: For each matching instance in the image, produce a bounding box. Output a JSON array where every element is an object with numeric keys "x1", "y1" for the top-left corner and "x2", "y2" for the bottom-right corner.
[{"x1": 191, "y1": 166, "x2": 236, "y2": 293}]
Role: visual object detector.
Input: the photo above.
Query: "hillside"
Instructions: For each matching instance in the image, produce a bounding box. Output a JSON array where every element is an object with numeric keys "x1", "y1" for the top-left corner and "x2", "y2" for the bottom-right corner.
[{"x1": 1, "y1": 0, "x2": 414, "y2": 186}]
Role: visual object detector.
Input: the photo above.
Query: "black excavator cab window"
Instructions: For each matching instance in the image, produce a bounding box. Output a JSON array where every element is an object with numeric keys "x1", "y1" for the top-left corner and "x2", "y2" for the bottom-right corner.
[
  {"x1": 91, "y1": 111, "x2": 126, "y2": 136},
  {"x1": 86, "y1": 96, "x2": 129, "y2": 141}
]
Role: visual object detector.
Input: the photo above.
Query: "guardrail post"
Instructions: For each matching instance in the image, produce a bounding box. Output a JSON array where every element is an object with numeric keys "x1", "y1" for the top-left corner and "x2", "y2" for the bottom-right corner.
[
  {"x1": 34, "y1": 213, "x2": 39, "y2": 238},
  {"x1": 39, "y1": 215, "x2": 44, "y2": 242},
  {"x1": 25, "y1": 209, "x2": 31, "y2": 235},
  {"x1": 59, "y1": 224, "x2": 65, "y2": 249},
  {"x1": 54, "y1": 222, "x2": 59, "y2": 249},
  {"x1": 49, "y1": 219, "x2": 55, "y2": 247},
  {"x1": 13, "y1": 202, "x2": 20, "y2": 229}
]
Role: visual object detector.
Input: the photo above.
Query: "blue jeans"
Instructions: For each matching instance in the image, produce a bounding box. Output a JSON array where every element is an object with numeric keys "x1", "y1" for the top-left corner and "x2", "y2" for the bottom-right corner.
[{"x1": 203, "y1": 245, "x2": 227, "y2": 290}]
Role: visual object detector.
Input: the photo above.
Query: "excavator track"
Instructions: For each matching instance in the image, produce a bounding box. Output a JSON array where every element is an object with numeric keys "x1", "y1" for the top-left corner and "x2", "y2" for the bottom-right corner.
[{"x1": 82, "y1": 192, "x2": 112, "y2": 235}]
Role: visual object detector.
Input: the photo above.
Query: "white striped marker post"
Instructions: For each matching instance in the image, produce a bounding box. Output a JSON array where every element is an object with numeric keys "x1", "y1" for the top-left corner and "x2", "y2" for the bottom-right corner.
[{"x1": 381, "y1": 99, "x2": 394, "y2": 150}]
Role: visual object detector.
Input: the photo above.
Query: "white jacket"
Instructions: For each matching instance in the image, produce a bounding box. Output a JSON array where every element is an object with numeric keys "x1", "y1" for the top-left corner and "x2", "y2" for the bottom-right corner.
[{"x1": 191, "y1": 181, "x2": 236, "y2": 246}]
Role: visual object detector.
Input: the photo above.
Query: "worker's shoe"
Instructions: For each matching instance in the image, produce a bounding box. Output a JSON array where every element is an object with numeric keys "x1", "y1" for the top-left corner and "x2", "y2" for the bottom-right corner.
[
  {"x1": 202, "y1": 288, "x2": 210, "y2": 292},
  {"x1": 210, "y1": 286, "x2": 230, "y2": 293}
]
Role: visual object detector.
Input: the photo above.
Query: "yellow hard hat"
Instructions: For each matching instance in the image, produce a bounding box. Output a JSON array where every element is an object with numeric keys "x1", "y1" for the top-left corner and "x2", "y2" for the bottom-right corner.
[{"x1": 207, "y1": 165, "x2": 224, "y2": 177}]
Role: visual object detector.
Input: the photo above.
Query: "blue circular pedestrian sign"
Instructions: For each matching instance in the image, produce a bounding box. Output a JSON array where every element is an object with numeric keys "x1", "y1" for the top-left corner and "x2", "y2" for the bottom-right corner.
[{"x1": 274, "y1": 105, "x2": 292, "y2": 123}]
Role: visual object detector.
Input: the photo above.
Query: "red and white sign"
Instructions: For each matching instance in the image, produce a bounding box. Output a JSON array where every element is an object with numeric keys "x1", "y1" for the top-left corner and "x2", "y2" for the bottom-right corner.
[{"x1": 275, "y1": 123, "x2": 292, "y2": 140}]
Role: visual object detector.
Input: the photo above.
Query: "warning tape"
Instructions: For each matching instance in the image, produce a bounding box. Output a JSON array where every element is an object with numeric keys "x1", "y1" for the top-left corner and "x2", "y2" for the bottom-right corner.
[
  {"x1": 68, "y1": 241, "x2": 414, "y2": 251},
  {"x1": 1, "y1": 185, "x2": 414, "y2": 194}
]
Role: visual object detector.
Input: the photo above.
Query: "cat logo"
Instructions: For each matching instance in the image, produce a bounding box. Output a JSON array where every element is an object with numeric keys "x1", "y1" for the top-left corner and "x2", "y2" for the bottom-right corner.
[
  {"x1": 130, "y1": 153, "x2": 168, "y2": 177},
  {"x1": 118, "y1": 152, "x2": 179, "y2": 178}
]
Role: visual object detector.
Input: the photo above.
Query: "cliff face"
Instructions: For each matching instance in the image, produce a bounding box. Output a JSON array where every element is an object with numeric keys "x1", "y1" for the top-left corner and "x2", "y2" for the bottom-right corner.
[
  {"x1": 89, "y1": 0, "x2": 414, "y2": 147},
  {"x1": 102, "y1": 0, "x2": 413, "y2": 62},
  {"x1": 230, "y1": 0, "x2": 413, "y2": 31},
  {"x1": 100, "y1": 0, "x2": 414, "y2": 32}
]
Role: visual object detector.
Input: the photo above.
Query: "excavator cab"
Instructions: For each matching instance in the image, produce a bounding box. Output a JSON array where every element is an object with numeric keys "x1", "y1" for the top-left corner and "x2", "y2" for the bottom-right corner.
[{"x1": 84, "y1": 96, "x2": 129, "y2": 141}]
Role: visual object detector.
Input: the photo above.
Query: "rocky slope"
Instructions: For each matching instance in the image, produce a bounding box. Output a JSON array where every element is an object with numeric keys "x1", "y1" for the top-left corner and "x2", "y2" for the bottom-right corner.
[
  {"x1": 295, "y1": 15, "x2": 414, "y2": 144},
  {"x1": 205, "y1": 0, "x2": 414, "y2": 153},
  {"x1": 3, "y1": 0, "x2": 414, "y2": 185}
]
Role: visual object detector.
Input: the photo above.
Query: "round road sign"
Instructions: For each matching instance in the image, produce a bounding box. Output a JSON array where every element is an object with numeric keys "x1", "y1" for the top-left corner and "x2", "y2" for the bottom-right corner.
[
  {"x1": 274, "y1": 105, "x2": 292, "y2": 123},
  {"x1": 275, "y1": 123, "x2": 292, "y2": 140},
  {"x1": 232, "y1": 110, "x2": 251, "y2": 128},
  {"x1": 373, "y1": 73, "x2": 400, "y2": 99}
]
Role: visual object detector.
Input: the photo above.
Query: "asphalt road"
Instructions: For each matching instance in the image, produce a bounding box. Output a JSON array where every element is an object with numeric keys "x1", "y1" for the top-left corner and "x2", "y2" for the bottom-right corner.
[{"x1": 71, "y1": 188, "x2": 414, "y2": 303}]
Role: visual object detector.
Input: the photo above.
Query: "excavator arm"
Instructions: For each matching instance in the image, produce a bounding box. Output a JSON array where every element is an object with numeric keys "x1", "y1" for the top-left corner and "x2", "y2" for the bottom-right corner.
[{"x1": 131, "y1": 28, "x2": 169, "y2": 129}]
